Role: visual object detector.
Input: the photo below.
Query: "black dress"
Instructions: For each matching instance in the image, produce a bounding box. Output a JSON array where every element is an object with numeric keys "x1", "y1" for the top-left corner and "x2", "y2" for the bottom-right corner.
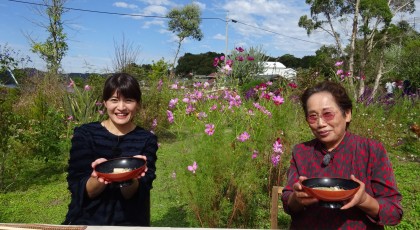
[{"x1": 63, "y1": 122, "x2": 158, "y2": 226}]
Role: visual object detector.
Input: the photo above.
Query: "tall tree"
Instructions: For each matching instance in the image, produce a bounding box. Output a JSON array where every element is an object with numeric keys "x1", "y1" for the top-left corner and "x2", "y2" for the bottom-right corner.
[
  {"x1": 166, "y1": 4, "x2": 203, "y2": 74},
  {"x1": 28, "y1": 0, "x2": 68, "y2": 75},
  {"x1": 298, "y1": 0, "x2": 346, "y2": 57}
]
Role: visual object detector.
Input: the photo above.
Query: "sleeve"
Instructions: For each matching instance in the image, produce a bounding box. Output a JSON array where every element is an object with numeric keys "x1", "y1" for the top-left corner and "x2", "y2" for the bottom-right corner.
[
  {"x1": 139, "y1": 133, "x2": 158, "y2": 190},
  {"x1": 369, "y1": 141, "x2": 403, "y2": 226},
  {"x1": 66, "y1": 126, "x2": 96, "y2": 207},
  {"x1": 281, "y1": 145, "x2": 301, "y2": 215}
]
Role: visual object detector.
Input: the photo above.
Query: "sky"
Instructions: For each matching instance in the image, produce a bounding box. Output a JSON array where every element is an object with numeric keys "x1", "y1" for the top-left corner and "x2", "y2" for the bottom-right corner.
[{"x1": 1, "y1": 0, "x2": 420, "y2": 74}]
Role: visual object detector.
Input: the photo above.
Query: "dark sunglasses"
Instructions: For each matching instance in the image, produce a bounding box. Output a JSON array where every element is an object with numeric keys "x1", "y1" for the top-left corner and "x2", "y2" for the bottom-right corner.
[{"x1": 307, "y1": 111, "x2": 336, "y2": 124}]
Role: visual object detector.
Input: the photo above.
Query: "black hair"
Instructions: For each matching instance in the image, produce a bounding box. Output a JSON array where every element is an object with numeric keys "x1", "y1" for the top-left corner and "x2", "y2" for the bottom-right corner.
[
  {"x1": 301, "y1": 81, "x2": 352, "y2": 128},
  {"x1": 102, "y1": 73, "x2": 141, "y2": 103}
]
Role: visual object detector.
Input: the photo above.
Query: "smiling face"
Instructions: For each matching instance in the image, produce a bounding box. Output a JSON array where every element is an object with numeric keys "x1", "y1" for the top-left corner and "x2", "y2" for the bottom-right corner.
[
  {"x1": 306, "y1": 91, "x2": 351, "y2": 151},
  {"x1": 104, "y1": 91, "x2": 139, "y2": 128}
]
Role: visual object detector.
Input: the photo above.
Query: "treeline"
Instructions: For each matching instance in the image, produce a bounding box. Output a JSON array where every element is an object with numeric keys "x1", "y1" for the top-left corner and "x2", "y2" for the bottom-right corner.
[{"x1": 174, "y1": 52, "x2": 317, "y2": 77}]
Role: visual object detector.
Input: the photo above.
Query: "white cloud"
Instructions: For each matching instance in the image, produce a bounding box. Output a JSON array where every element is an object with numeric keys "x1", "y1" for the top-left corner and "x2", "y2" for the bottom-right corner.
[
  {"x1": 113, "y1": 2, "x2": 138, "y2": 9},
  {"x1": 142, "y1": 19, "x2": 165, "y2": 28},
  {"x1": 138, "y1": 0, "x2": 173, "y2": 6},
  {"x1": 141, "y1": 5, "x2": 168, "y2": 16},
  {"x1": 213, "y1": 33, "x2": 225, "y2": 40},
  {"x1": 193, "y1": 1, "x2": 206, "y2": 11}
]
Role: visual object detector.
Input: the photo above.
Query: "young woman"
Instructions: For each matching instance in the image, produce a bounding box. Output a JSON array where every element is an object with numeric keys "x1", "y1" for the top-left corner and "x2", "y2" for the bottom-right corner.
[{"x1": 63, "y1": 73, "x2": 158, "y2": 226}]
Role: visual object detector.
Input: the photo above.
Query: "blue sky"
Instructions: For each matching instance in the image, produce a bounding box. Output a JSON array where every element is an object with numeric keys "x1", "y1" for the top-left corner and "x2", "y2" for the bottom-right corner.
[{"x1": 1, "y1": 0, "x2": 419, "y2": 73}]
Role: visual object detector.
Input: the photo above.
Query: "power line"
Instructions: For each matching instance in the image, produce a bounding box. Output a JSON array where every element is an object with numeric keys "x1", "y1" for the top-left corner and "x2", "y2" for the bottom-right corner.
[{"x1": 7, "y1": 0, "x2": 323, "y2": 45}]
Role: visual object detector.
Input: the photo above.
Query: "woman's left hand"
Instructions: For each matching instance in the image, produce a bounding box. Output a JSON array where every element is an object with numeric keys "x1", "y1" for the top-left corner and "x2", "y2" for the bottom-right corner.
[
  {"x1": 341, "y1": 174, "x2": 368, "y2": 210},
  {"x1": 133, "y1": 155, "x2": 148, "y2": 178}
]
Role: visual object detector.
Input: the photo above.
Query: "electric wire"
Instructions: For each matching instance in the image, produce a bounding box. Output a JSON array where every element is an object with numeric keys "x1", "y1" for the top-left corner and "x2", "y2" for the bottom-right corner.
[{"x1": 7, "y1": 0, "x2": 323, "y2": 45}]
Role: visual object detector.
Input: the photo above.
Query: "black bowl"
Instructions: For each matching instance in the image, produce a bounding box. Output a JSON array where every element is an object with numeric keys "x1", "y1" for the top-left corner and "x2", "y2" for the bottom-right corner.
[{"x1": 95, "y1": 157, "x2": 146, "y2": 182}]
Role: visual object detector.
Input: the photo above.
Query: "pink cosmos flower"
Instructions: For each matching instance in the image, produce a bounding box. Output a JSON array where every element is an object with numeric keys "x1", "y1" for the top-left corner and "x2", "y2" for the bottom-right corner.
[
  {"x1": 95, "y1": 101, "x2": 103, "y2": 106},
  {"x1": 226, "y1": 59, "x2": 234, "y2": 67},
  {"x1": 67, "y1": 79, "x2": 75, "y2": 88},
  {"x1": 84, "y1": 85, "x2": 91, "y2": 91},
  {"x1": 235, "y1": 47, "x2": 244, "y2": 52},
  {"x1": 67, "y1": 115, "x2": 73, "y2": 121},
  {"x1": 247, "y1": 56, "x2": 255, "y2": 61},
  {"x1": 185, "y1": 104, "x2": 195, "y2": 114},
  {"x1": 168, "y1": 98, "x2": 179, "y2": 109},
  {"x1": 152, "y1": 118, "x2": 157, "y2": 130},
  {"x1": 171, "y1": 82, "x2": 178, "y2": 89},
  {"x1": 335, "y1": 61, "x2": 343, "y2": 66},
  {"x1": 222, "y1": 64, "x2": 232, "y2": 75},
  {"x1": 336, "y1": 69, "x2": 344, "y2": 75},
  {"x1": 288, "y1": 82, "x2": 297, "y2": 88},
  {"x1": 273, "y1": 138, "x2": 283, "y2": 154},
  {"x1": 166, "y1": 110, "x2": 174, "y2": 123},
  {"x1": 252, "y1": 150, "x2": 258, "y2": 159},
  {"x1": 272, "y1": 95, "x2": 284, "y2": 106},
  {"x1": 213, "y1": 57, "x2": 220, "y2": 67},
  {"x1": 205, "y1": 123, "x2": 215, "y2": 135},
  {"x1": 220, "y1": 55, "x2": 225, "y2": 61},
  {"x1": 197, "y1": 111, "x2": 207, "y2": 120},
  {"x1": 271, "y1": 154, "x2": 280, "y2": 166},
  {"x1": 203, "y1": 82, "x2": 210, "y2": 89},
  {"x1": 210, "y1": 104, "x2": 217, "y2": 111},
  {"x1": 98, "y1": 110, "x2": 104, "y2": 115},
  {"x1": 188, "y1": 161, "x2": 198, "y2": 173},
  {"x1": 236, "y1": 56, "x2": 244, "y2": 61},
  {"x1": 237, "y1": 132, "x2": 250, "y2": 142},
  {"x1": 182, "y1": 97, "x2": 190, "y2": 103}
]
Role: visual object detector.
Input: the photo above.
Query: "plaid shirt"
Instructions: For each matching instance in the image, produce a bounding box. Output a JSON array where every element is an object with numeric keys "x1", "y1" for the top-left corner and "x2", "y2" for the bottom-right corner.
[{"x1": 281, "y1": 132, "x2": 403, "y2": 230}]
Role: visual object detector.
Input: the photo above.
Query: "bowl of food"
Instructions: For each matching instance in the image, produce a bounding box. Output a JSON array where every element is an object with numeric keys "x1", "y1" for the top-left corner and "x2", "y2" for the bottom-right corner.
[
  {"x1": 302, "y1": 178, "x2": 360, "y2": 202},
  {"x1": 94, "y1": 157, "x2": 146, "y2": 182}
]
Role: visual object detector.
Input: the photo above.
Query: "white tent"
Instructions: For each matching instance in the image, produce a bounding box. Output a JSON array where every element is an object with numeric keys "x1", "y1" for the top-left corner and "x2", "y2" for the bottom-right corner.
[{"x1": 258, "y1": 61, "x2": 296, "y2": 80}]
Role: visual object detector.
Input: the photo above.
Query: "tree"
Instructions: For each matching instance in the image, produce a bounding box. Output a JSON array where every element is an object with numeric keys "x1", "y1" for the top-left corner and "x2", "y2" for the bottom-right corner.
[
  {"x1": 175, "y1": 52, "x2": 223, "y2": 77},
  {"x1": 112, "y1": 34, "x2": 141, "y2": 74},
  {"x1": 28, "y1": 0, "x2": 68, "y2": 75},
  {"x1": 298, "y1": 0, "x2": 347, "y2": 57},
  {"x1": 166, "y1": 4, "x2": 203, "y2": 74}
]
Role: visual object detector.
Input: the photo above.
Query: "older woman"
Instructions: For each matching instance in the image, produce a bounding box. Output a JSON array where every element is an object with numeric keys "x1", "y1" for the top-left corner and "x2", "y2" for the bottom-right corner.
[{"x1": 281, "y1": 81, "x2": 402, "y2": 229}]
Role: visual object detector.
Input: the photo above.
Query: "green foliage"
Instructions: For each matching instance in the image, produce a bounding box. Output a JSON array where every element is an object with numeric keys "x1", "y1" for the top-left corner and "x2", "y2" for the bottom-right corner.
[
  {"x1": 214, "y1": 46, "x2": 269, "y2": 87},
  {"x1": 148, "y1": 59, "x2": 170, "y2": 81},
  {"x1": 166, "y1": 3, "x2": 203, "y2": 68},
  {"x1": 0, "y1": 44, "x2": 32, "y2": 72},
  {"x1": 63, "y1": 78, "x2": 104, "y2": 125},
  {"x1": 175, "y1": 52, "x2": 223, "y2": 77},
  {"x1": 162, "y1": 80, "x2": 305, "y2": 228},
  {"x1": 30, "y1": 0, "x2": 68, "y2": 74}
]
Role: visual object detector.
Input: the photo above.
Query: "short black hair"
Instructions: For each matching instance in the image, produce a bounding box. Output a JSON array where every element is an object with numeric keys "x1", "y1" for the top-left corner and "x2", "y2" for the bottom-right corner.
[
  {"x1": 301, "y1": 81, "x2": 352, "y2": 128},
  {"x1": 102, "y1": 73, "x2": 141, "y2": 103}
]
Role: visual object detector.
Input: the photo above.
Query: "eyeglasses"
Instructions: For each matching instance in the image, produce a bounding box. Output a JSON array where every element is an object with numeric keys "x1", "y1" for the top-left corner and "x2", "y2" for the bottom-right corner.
[{"x1": 307, "y1": 111, "x2": 336, "y2": 124}]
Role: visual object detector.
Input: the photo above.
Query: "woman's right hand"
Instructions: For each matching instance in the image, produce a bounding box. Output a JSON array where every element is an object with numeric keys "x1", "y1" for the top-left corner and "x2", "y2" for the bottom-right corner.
[
  {"x1": 288, "y1": 176, "x2": 318, "y2": 211},
  {"x1": 91, "y1": 158, "x2": 110, "y2": 184}
]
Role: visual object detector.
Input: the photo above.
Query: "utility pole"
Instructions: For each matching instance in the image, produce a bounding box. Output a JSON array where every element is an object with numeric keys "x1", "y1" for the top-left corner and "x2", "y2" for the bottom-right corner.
[{"x1": 225, "y1": 11, "x2": 229, "y2": 64}]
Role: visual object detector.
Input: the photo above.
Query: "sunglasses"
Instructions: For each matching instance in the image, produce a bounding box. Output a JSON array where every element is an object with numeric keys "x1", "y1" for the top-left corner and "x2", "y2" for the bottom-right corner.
[{"x1": 307, "y1": 111, "x2": 336, "y2": 124}]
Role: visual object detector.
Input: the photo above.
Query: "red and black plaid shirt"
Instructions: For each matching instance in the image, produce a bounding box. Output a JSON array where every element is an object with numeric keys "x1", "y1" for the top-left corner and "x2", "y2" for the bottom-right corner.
[{"x1": 281, "y1": 132, "x2": 403, "y2": 230}]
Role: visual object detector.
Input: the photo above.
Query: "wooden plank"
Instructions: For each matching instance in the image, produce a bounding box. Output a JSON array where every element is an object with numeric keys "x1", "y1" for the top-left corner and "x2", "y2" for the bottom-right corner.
[{"x1": 270, "y1": 186, "x2": 283, "y2": 229}]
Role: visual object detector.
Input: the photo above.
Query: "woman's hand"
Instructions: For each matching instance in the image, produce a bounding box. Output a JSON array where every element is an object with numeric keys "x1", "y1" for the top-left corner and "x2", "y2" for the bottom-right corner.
[
  {"x1": 91, "y1": 158, "x2": 111, "y2": 184},
  {"x1": 341, "y1": 175, "x2": 368, "y2": 209},
  {"x1": 288, "y1": 176, "x2": 318, "y2": 212},
  {"x1": 133, "y1": 155, "x2": 148, "y2": 179},
  {"x1": 341, "y1": 175, "x2": 379, "y2": 218}
]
